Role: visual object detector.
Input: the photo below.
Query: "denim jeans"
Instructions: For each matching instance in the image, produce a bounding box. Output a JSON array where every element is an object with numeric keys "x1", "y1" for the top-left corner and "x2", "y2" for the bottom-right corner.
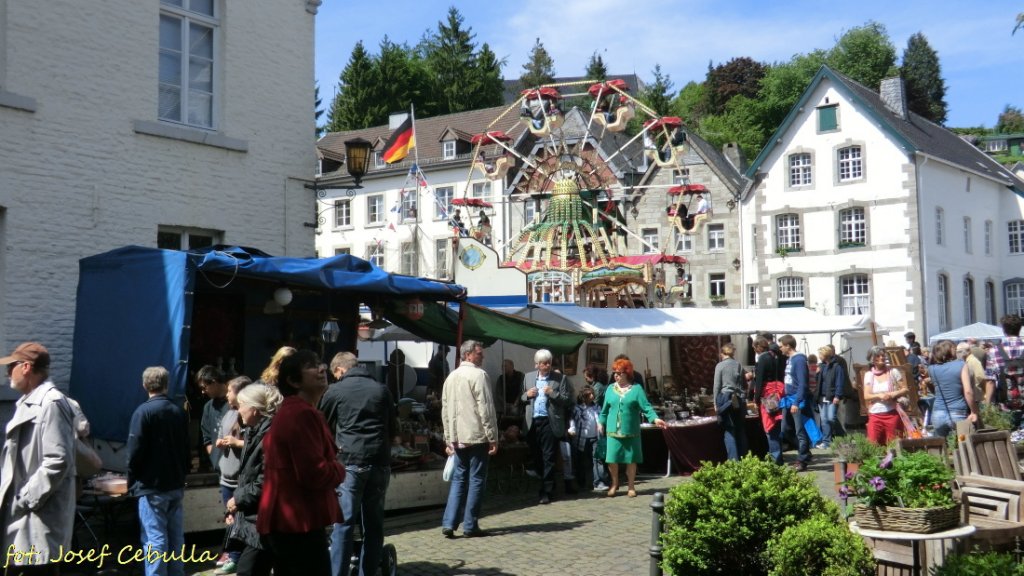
[
  {"x1": 441, "y1": 443, "x2": 489, "y2": 533},
  {"x1": 781, "y1": 408, "x2": 812, "y2": 465},
  {"x1": 330, "y1": 463, "x2": 390, "y2": 576},
  {"x1": 932, "y1": 409, "x2": 968, "y2": 439},
  {"x1": 720, "y1": 408, "x2": 749, "y2": 461},
  {"x1": 765, "y1": 423, "x2": 783, "y2": 465},
  {"x1": 818, "y1": 401, "x2": 839, "y2": 446},
  {"x1": 138, "y1": 488, "x2": 185, "y2": 576}
]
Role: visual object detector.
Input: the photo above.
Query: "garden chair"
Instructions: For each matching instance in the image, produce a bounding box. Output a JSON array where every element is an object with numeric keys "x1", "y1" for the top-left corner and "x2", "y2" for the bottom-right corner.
[
  {"x1": 961, "y1": 430, "x2": 1021, "y2": 481},
  {"x1": 957, "y1": 475, "x2": 1024, "y2": 550}
]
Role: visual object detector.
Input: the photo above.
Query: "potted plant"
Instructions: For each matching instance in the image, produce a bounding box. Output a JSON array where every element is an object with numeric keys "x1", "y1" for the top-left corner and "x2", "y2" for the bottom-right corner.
[
  {"x1": 830, "y1": 433, "x2": 884, "y2": 490},
  {"x1": 840, "y1": 449, "x2": 958, "y2": 534}
]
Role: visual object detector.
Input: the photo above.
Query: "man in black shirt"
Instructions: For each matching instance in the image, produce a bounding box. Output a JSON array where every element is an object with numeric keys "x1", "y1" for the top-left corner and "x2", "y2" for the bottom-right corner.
[{"x1": 320, "y1": 352, "x2": 397, "y2": 576}]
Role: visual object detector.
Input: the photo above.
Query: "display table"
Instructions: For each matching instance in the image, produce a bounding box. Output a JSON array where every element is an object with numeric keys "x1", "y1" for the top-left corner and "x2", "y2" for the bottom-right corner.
[
  {"x1": 849, "y1": 522, "x2": 975, "y2": 576},
  {"x1": 640, "y1": 416, "x2": 768, "y2": 475}
]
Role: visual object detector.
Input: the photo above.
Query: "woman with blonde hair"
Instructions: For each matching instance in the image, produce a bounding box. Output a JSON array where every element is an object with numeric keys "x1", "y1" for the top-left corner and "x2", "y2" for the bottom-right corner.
[
  {"x1": 598, "y1": 358, "x2": 666, "y2": 498},
  {"x1": 259, "y1": 346, "x2": 296, "y2": 387},
  {"x1": 815, "y1": 346, "x2": 847, "y2": 449},
  {"x1": 225, "y1": 383, "x2": 284, "y2": 576}
]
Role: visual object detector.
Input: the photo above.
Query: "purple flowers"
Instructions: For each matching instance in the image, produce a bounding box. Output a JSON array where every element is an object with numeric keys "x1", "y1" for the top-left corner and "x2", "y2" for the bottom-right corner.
[
  {"x1": 879, "y1": 450, "x2": 894, "y2": 469},
  {"x1": 869, "y1": 476, "x2": 886, "y2": 491}
]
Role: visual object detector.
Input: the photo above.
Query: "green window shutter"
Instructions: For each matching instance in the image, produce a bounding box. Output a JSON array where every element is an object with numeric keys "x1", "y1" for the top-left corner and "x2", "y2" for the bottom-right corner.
[{"x1": 818, "y1": 106, "x2": 838, "y2": 131}]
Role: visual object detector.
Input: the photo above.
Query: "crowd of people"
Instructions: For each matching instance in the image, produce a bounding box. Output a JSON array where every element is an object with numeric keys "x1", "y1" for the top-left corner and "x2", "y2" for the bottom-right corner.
[{"x1": 1, "y1": 313, "x2": 1020, "y2": 574}]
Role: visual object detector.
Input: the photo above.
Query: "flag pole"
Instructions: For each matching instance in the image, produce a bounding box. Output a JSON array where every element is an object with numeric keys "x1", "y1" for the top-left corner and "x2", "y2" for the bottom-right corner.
[{"x1": 410, "y1": 104, "x2": 423, "y2": 275}]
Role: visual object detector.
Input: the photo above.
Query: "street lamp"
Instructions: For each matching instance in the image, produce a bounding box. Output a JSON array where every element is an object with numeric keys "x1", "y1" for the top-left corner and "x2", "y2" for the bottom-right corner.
[{"x1": 308, "y1": 138, "x2": 373, "y2": 232}]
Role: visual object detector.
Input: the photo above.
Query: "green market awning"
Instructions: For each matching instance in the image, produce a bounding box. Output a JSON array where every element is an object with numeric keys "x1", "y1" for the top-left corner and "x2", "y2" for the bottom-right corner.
[{"x1": 383, "y1": 300, "x2": 590, "y2": 354}]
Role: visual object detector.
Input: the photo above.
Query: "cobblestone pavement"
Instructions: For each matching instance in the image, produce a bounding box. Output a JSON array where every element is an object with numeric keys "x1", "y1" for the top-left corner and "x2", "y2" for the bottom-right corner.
[{"x1": 180, "y1": 449, "x2": 841, "y2": 576}]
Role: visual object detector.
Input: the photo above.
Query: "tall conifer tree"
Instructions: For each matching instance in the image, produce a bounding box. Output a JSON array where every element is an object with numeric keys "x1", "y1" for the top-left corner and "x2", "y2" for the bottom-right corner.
[
  {"x1": 326, "y1": 41, "x2": 375, "y2": 132},
  {"x1": 520, "y1": 38, "x2": 555, "y2": 87},
  {"x1": 900, "y1": 32, "x2": 948, "y2": 124}
]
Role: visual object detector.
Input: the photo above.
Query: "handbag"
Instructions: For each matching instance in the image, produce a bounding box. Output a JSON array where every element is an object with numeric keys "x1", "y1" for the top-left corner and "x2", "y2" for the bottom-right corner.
[
  {"x1": 761, "y1": 393, "x2": 781, "y2": 414},
  {"x1": 442, "y1": 454, "x2": 455, "y2": 482},
  {"x1": 223, "y1": 512, "x2": 248, "y2": 552}
]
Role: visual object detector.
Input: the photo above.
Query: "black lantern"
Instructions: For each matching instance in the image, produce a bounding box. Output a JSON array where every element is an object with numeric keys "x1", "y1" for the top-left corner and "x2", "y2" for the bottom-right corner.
[{"x1": 344, "y1": 138, "x2": 372, "y2": 187}]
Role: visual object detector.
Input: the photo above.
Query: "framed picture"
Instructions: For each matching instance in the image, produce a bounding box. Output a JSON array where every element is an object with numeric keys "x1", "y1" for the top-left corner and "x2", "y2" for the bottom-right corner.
[
  {"x1": 585, "y1": 343, "x2": 609, "y2": 371},
  {"x1": 560, "y1": 349, "x2": 580, "y2": 376}
]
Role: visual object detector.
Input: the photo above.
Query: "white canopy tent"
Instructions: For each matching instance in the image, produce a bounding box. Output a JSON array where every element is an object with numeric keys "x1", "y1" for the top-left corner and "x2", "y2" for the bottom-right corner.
[
  {"x1": 514, "y1": 304, "x2": 872, "y2": 337},
  {"x1": 927, "y1": 322, "x2": 1004, "y2": 343}
]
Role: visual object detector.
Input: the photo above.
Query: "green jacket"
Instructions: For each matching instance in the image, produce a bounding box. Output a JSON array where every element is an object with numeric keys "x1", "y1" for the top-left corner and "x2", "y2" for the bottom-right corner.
[{"x1": 599, "y1": 383, "x2": 658, "y2": 438}]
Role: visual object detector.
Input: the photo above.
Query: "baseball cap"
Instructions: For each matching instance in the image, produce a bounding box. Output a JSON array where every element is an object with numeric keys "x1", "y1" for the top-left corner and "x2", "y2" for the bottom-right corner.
[{"x1": 0, "y1": 342, "x2": 50, "y2": 371}]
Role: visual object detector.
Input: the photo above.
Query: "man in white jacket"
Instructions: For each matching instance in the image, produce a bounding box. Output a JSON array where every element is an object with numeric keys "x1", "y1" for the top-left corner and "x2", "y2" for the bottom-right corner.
[{"x1": 440, "y1": 340, "x2": 498, "y2": 539}]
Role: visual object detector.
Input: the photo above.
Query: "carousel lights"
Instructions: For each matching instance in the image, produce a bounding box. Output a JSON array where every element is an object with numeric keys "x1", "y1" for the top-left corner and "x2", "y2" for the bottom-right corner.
[
  {"x1": 273, "y1": 286, "x2": 293, "y2": 306},
  {"x1": 320, "y1": 317, "x2": 340, "y2": 343}
]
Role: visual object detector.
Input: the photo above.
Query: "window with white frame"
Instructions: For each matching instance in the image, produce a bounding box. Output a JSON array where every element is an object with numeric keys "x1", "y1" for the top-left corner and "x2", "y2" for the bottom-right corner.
[
  {"x1": 435, "y1": 238, "x2": 450, "y2": 279},
  {"x1": 936, "y1": 207, "x2": 945, "y2": 245},
  {"x1": 707, "y1": 224, "x2": 725, "y2": 251},
  {"x1": 641, "y1": 228, "x2": 660, "y2": 253},
  {"x1": 788, "y1": 153, "x2": 812, "y2": 187},
  {"x1": 159, "y1": 0, "x2": 217, "y2": 128},
  {"x1": 400, "y1": 191, "x2": 417, "y2": 221},
  {"x1": 366, "y1": 194, "x2": 384, "y2": 225},
  {"x1": 747, "y1": 284, "x2": 758, "y2": 307},
  {"x1": 1010, "y1": 220, "x2": 1024, "y2": 254},
  {"x1": 837, "y1": 146, "x2": 863, "y2": 182},
  {"x1": 674, "y1": 229, "x2": 693, "y2": 253},
  {"x1": 987, "y1": 139, "x2": 1008, "y2": 152},
  {"x1": 709, "y1": 273, "x2": 726, "y2": 298},
  {"x1": 964, "y1": 217, "x2": 972, "y2": 254},
  {"x1": 985, "y1": 220, "x2": 993, "y2": 255},
  {"x1": 365, "y1": 242, "x2": 384, "y2": 267},
  {"x1": 400, "y1": 242, "x2": 418, "y2": 275},
  {"x1": 672, "y1": 168, "x2": 691, "y2": 185},
  {"x1": 334, "y1": 199, "x2": 351, "y2": 228},
  {"x1": 524, "y1": 200, "x2": 536, "y2": 224},
  {"x1": 157, "y1": 226, "x2": 220, "y2": 250},
  {"x1": 472, "y1": 181, "x2": 489, "y2": 201},
  {"x1": 442, "y1": 140, "x2": 456, "y2": 160},
  {"x1": 839, "y1": 207, "x2": 866, "y2": 246},
  {"x1": 435, "y1": 186, "x2": 454, "y2": 220},
  {"x1": 840, "y1": 274, "x2": 870, "y2": 315},
  {"x1": 937, "y1": 274, "x2": 950, "y2": 332},
  {"x1": 373, "y1": 151, "x2": 385, "y2": 168},
  {"x1": 775, "y1": 213, "x2": 801, "y2": 251},
  {"x1": 1008, "y1": 282, "x2": 1024, "y2": 317},
  {"x1": 986, "y1": 281, "x2": 997, "y2": 324},
  {"x1": 777, "y1": 276, "x2": 805, "y2": 306},
  {"x1": 963, "y1": 276, "x2": 976, "y2": 324}
]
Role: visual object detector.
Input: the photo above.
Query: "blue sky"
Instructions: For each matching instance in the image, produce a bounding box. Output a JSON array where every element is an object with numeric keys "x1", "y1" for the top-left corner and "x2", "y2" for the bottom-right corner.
[{"x1": 315, "y1": 1, "x2": 1022, "y2": 128}]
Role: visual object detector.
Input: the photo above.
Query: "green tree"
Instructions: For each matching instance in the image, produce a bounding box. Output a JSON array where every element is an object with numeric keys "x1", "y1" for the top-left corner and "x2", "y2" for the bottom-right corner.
[
  {"x1": 900, "y1": 32, "x2": 948, "y2": 124},
  {"x1": 470, "y1": 43, "x2": 506, "y2": 108},
  {"x1": 641, "y1": 64, "x2": 674, "y2": 116},
  {"x1": 423, "y1": 6, "x2": 478, "y2": 114},
  {"x1": 826, "y1": 21, "x2": 897, "y2": 90},
  {"x1": 705, "y1": 57, "x2": 767, "y2": 115},
  {"x1": 520, "y1": 38, "x2": 555, "y2": 87},
  {"x1": 325, "y1": 40, "x2": 376, "y2": 132},
  {"x1": 369, "y1": 37, "x2": 424, "y2": 124},
  {"x1": 585, "y1": 51, "x2": 608, "y2": 80},
  {"x1": 672, "y1": 81, "x2": 707, "y2": 125},
  {"x1": 997, "y1": 105, "x2": 1024, "y2": 133}
]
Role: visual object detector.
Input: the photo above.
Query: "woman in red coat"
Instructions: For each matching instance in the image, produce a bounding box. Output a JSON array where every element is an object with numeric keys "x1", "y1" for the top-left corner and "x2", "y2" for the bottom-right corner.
[{"x1": 257, "y1": 349, "x2": 344, "y2": 576}]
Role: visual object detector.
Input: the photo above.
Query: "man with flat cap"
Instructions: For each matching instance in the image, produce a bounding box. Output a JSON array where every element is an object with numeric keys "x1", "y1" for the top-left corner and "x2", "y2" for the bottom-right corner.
[{"x1": 1, "y1": 342, "x2": 76, "y2": 575}]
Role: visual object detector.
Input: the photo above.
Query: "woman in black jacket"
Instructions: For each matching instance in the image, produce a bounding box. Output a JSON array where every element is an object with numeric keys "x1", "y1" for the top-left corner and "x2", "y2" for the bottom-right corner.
[
  {"x1": 815, "y1": 346, "x2": 847, "y2": 449},
  {"x1": 226, "y1": 383, "x2": 282, "y2": 576}
]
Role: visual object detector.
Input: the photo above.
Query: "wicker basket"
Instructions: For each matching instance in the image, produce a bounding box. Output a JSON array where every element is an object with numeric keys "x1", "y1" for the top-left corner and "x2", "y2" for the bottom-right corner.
[{"x1": 853, "y1": 503, "x2": 961, "y2": 534}]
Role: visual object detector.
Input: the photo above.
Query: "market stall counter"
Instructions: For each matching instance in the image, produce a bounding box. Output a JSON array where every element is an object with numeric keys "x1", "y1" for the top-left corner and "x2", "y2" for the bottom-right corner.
[{"x1": 640, "y1": 416, "x2": 768, "y2": 475}]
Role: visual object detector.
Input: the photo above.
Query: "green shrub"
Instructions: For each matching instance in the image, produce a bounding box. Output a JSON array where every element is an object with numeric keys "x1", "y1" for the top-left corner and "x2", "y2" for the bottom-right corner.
[
  {"x1": 930, "y1": 550, "x2": 1024, "y2": 575},
  {"x1": 979, "y1": 403, "x2": 1015, "y2": 431},
  {"x1": 765, "y1": 514, "x2": 874, "y2": 576},
  {"x1": 661, "y1": 456, "x2": 839, "y2": 576}
]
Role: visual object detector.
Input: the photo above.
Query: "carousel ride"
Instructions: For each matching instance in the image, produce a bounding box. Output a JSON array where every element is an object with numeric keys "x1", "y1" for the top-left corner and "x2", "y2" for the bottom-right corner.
[{"x1": 456, "y1": 79, "x2": 715, "y2": 308}]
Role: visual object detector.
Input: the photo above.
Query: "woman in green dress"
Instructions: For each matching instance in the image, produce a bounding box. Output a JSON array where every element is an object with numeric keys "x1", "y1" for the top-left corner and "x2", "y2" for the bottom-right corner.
[{"x1": 597, "y1": 358, "x2": 666, "y2": 497}]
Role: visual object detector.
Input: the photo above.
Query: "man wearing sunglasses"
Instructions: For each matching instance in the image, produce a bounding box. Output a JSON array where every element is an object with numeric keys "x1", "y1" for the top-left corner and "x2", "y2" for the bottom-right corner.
[{"x1": 1, "y1": 342, "x2": 77, "y2": 574}]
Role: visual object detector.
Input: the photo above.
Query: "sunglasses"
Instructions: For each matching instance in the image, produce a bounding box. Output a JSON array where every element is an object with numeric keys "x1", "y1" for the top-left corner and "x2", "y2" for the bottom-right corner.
[{"x1": 6, "y1": 361, "x2": 24, "y2": 375}]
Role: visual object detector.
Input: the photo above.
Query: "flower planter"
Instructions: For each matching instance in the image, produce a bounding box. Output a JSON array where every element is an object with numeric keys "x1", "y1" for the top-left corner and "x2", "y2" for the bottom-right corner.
[
  {"x1": 833, "y1": 461, "x2": 860, "y2": 492},
  {"x1": 853, "y1": 503, "x2": 960, "y2": 534}
]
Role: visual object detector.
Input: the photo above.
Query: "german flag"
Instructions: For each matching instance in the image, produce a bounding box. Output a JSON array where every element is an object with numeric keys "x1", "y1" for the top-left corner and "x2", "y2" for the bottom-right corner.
[{"x1": 381, "y1": 116, "x2": 415, "y2": 164}]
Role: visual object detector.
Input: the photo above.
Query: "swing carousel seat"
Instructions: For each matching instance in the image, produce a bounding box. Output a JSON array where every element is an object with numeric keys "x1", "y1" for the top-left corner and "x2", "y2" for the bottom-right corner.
[
  {"x1": 646, "y1": 145, "x2": 686, "y2": 168},
  {"x1": 522, "y1": 112, "x2": 563, "y2": 137},
  {"x1": 470, "y1": 224, "x2": 492, "y2": 243},
  {"x1": 473, "y1": 155, "x2": 511, "y2": 181},
  {"x1": 594, "y1": 103, "x2": 634, "y2": 132}
]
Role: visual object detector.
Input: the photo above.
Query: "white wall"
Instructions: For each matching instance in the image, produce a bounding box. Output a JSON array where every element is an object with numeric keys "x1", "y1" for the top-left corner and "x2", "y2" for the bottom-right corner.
[{"x1": 0, "y1": 0, "x2": 316, "y2": 391}]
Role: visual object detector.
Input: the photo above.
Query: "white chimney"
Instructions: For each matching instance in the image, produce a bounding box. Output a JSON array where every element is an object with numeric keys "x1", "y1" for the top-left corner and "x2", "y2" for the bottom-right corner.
[
  {"x1": 389, "y1": 112, "x2": 409, "y2": 129},
  {"x1": 879, "y1": 77, "x2": 908, "y2": 120}
]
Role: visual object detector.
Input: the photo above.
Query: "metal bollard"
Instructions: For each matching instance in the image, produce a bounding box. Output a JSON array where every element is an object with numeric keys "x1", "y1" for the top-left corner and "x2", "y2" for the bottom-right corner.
[{"x1": 650, "y1": 491, "x2": 665, "y2": 576}]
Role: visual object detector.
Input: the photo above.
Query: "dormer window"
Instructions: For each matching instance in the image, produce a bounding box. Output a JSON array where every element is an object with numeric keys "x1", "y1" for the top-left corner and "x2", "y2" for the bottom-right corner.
[
  {"x1": 443, "y1": 140, "x2": 456, "y2": 160},
  {"x1": 373, "y1": 151, "x2": 385, "y2": 168}
]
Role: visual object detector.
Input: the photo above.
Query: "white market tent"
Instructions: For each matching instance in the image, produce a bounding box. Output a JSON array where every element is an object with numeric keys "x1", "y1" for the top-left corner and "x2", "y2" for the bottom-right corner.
[
  {"x1": 927, "y1": 322, "x2": 1004, "y2": 343},
  {"x1": 515, "y1": 303, "x2": 872, "y2": 337}
]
